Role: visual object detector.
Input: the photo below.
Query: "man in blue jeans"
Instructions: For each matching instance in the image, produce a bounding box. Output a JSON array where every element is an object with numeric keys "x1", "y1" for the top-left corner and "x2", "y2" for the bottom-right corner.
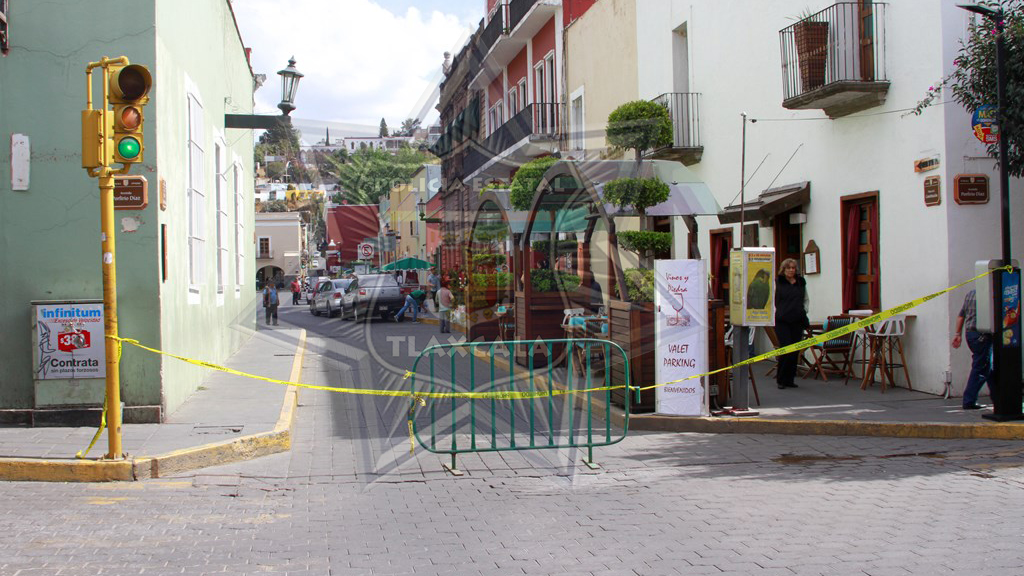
[
  {"x1": 395, "y1": 289, "x2": 427, "y2": 323},
  {"x1": 952, "y1": 289, "x2": 991, "y2": 410}
]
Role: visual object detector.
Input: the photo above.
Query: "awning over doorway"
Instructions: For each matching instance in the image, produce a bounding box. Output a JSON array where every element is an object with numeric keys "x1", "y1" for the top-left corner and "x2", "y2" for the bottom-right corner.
[
  {"x1": 718, "y1": 182, "x2": 810, "y2": 225},
  {"x1": 569, "y1": 160, "x2": 721, "y2": 217}
]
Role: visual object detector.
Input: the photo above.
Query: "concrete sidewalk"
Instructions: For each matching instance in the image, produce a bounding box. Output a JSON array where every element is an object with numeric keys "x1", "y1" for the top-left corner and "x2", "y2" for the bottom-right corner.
[{"x1": 0, "y1": 327, "x2": 305, "y2": 482}]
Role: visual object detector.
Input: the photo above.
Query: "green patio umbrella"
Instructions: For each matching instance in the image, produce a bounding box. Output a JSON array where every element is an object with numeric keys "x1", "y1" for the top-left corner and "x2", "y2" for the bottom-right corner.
[{"x1": 380, "y1": 257, "x2": 434, "y2": 271}]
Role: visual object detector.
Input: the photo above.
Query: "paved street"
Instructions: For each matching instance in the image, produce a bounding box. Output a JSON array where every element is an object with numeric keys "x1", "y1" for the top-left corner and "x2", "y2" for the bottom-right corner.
[{"x1": 3, "y1": 302, "x2": 1024, "y2": 576}]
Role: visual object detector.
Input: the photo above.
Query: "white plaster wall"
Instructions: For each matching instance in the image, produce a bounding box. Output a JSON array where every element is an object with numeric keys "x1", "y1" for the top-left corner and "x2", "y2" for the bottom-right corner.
[
  {"x1": 938, "y1": 2, "x2": 1024, "y2": 393},
  {"x1": 564, "y1": 0, "x2": 639, "y2": 159},
  {"x1": 631, "y1": 0, "x2": 1024, "y2": 394}
]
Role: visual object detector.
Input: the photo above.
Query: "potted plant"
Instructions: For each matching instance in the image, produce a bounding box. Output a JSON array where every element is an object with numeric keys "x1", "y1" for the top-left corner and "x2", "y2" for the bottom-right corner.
[{"x1": 791, "y1": 8, "x2": 829, "y2": 92}]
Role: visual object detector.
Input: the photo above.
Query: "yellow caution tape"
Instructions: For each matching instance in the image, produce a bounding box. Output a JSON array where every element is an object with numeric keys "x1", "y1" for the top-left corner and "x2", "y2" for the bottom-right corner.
[
  {"x1": 637, "y1": 265, "x2": 1012, "y2": 391},
  {"x1": 102, "y1": 266, "x2": 1008, "y2": 455},
  {"x1": 76, "y1": 396, "x2": 107, "y2": 459}
]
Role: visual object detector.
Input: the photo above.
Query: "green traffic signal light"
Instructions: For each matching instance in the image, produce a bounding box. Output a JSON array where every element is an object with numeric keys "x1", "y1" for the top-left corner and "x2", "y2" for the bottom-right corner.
[{"x1": 117, "y1": 137, "x2": 141, "y2": 160}]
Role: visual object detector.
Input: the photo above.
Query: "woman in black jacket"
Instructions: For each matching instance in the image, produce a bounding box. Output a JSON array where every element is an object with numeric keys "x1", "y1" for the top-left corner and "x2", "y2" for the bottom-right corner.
[{"x1": 775, "y1": 258, "x2": 809, "y2": 389}]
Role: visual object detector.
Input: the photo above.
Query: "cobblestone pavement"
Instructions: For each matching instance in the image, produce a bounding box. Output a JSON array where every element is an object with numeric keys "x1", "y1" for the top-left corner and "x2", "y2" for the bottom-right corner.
[{"x1": 3, "y1": 305, "x2": 1024, "y2": 576}]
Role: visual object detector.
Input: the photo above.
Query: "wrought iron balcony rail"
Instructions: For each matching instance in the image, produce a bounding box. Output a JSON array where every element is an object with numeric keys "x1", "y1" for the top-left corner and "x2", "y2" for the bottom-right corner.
[
  {"x1": 463, "y1": 103, "x2": 563, "y2": 178},
  {"x1": 779, "y1": 2, "x2": 888, "y2": 101},
  {"x1": 652, "y1": 92, "x2": 701, "y2": 150},
  {"x1": 508, "y1": 0, "x2": 540, "y2": 32}
]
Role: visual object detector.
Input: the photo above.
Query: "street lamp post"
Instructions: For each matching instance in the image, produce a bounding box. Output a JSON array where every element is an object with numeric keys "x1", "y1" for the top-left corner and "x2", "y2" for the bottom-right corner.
[
  {"x1": 276, "y1": 57, "x2": 303, "y2": 116},
  {"x1": 226, "y1": 57, "x2": 303, "y2": 130},
  {"x1": 959, "y1": 4, "x2": 1022, "y2": 421}
]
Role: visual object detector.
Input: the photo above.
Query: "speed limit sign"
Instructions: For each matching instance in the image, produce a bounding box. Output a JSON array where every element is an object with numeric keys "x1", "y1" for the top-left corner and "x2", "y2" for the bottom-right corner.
[{"x1": 359, "y1": 243, "x2": 374, "y2": 260}]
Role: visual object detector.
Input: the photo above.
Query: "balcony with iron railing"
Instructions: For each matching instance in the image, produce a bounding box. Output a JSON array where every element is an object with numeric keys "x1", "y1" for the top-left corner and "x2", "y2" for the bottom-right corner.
[
  {"x1": 649, "y1": 93, "x2": 703, "y2": 166},
  {"x1": 463, "y1": 102, "x2": 563, "y2": 180},
  {"x1": 257, "y1": 250, "x2": 274, "y2": 260},
  {"x1": 470, "y1": 0, "x2": 559, "y2": 90},
  {"x1": 480, "y1": 4, "x2": 507, "y2": 54},
  {"x1": 779, "y1": 2, "x2": 889, "y2": 118}
]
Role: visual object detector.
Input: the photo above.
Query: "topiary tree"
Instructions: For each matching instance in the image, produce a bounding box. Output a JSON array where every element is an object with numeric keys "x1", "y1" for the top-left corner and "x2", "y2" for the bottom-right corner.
[
  {"x1": 604, "y1": 177, "x2": 671, "y2": 266},
  {"x1": 617, "y1": 230, "x2": 673, "y2": 259},
  {"x1": 603, "y1": 177, "x2": 671, "y2": 216},
  {"x1": 606, "y1": 100, "x2": 673, "y2": 166},
  {"x1": 606, "y1": 101, "x2": 674, "y2": 270}
]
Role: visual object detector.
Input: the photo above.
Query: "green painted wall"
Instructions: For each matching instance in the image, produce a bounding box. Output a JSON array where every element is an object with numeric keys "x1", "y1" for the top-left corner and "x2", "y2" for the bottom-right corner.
[
  {"x1": 0, "y1": 0, "x2": 256, "y2": 419},
  {"x1": 154, "y1": 0, "x2": 258, "y2": 415},
  {"x1": 0, "y1": 1, "x2": 159, "y2": 411}
]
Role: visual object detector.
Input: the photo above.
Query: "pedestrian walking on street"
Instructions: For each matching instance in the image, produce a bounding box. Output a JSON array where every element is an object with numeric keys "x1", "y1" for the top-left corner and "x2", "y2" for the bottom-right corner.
[
  {"x1": 952, "y1": 288, "x2": 991, "y2": 409},
  {"x1": 263, "y1": 283, "x2": 280, "y2": 326},
  {"x1": 395, "y1": 288, "x2": 427, "y2": 323},
  {"x1": 438, "y1": 282, "x2": 454, "y2": 333},
  {"x1": 774, "y1": 258, "x2": 809, "y2": 389},
  {"x1": 290, "y1": 278, "x2": 301, "y2": 305},
  {"x1": 427, "y1": 266, "x2": 441, "y2": 307}
]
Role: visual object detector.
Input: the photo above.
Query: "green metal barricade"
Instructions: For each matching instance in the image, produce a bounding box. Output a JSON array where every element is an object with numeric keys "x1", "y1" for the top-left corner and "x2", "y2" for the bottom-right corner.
[{"x1": 409, "y1": 338, "x2": 630, "y2": 474}]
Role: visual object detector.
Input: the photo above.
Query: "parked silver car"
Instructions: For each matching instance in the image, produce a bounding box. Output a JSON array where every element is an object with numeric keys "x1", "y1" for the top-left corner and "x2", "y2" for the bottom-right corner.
[
  {"x1": 304, "y1": 276, "x2": 326, "y2": 304},
  {"x1": 310, "y1": 278, "x2": 352, "y2": 318},
  {"x1": 341, "y1": 274, "x2": 404, "y2": 321}
]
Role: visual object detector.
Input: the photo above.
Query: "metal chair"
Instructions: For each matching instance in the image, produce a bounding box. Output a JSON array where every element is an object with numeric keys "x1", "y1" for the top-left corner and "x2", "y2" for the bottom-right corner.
[
  {"x1": 496, "y1": 305, "x2": 515, "y2": 342},
  {"x1": 859, "y1": 315, "x2": 912, "y2": 392},
  {"x1": 804, "y1": 315, "x2": 856, "y2": 381}
]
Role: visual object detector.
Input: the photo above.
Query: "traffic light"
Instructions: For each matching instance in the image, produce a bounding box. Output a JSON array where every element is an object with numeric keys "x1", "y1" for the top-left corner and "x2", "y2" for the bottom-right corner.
[
  {"x1": 81, "y1": 108, "x2": 112, "y2": 169},
  {"x1": 108, "y1": 63, "x2": 152, "y2": 164}
]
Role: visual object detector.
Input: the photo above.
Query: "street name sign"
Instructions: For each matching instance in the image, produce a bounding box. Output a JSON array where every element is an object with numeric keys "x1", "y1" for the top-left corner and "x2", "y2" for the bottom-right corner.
[{"x1": 113, "y1": 175, "x2": 148, "y2": 210}]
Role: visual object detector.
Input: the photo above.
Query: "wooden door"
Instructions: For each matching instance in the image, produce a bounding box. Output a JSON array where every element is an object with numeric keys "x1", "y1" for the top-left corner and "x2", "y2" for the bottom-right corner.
[
  {"x1": 859, "y1": 0, "x2": 875, "y2": 81},
  {"x1": 709, "y1": 229, "x2": 732, "y2": 302},
  {"x1": 773, "y1": 209, "x2": 803, "y2": 268}
]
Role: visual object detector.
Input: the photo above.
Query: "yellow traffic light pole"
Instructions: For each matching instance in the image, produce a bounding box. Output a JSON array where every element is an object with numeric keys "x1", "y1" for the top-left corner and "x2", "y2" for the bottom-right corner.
[{"x1": 85, "y1": 56, "x2": 131, "y2": 460}]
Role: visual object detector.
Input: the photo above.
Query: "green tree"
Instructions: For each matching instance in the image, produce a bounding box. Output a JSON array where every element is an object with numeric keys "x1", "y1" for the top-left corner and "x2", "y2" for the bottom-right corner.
[
  {"x1": 379, "y1": 118, "x2": 389, "y2": 138},
  {"x1": 509, "y1": 156, "x2": 560, "y2": 210},
  {"x1": 606, "y1": 100, "x2": 673, "y2": 268},
  {"x1": 395, "y1": 117, "x2": 422, "y2": 137},
  {"x1": 261, "y1": 200, "x2": 290, "y2": 212},
  {"x1": 603, "y1": 178, "x2": 671, "y2": 266},
  {"x1": 912, "y1": 1, "x2": 1024, "y2": 176},
  {"x1": 327, "y1": 146, "x2": 434, "y2": 205},
  {"x1": 606, "y1": 100, "x2": 672, "y2": 165},
  {"x1": 254, "y1": 121, "x2": 312, "y2": 182}
]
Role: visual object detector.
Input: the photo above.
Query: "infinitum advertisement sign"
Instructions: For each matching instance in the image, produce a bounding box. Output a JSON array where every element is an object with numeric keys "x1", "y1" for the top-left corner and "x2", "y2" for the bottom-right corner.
[{"x1": 32, "y1": 301, "x2": 106, "y2": 380}]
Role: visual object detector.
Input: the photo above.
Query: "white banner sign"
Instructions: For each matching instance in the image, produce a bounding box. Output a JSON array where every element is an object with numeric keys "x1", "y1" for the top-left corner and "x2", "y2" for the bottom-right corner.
[
  {"x1": 655, "y1": 259, "x2": 708, "y2": 416},
  {"x1": 33, "y1": 302, "x2": 106, "y2": 380}
]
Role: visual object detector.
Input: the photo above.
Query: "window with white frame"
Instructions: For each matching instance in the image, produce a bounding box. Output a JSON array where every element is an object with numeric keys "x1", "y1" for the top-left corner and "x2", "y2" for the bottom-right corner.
[
  {"x1": 508, "y1": 87, "x2": 519, "y2": 117},
  {"x1": 233, "y1": 164, "x2": 245, "y2": 287},
  {"x1": 518, "y1": 79, "x2": 527, "y2": 109},
  {"x1": 571, "y1": 93, "x2": 585, "y2": 151},
  {"x1": 215, "y1": 142, "x2": 229, "y2": 293},
  {"x1": 187, "y1": 94, "x2": 206, "y2": 288}
]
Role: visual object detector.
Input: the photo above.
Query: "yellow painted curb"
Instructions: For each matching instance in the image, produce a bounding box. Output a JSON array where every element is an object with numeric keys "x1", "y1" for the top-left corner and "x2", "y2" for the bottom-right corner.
[
  {"x1": 626, "y1": 414, "x2": 1024, "y2": 440},
  {"x1": 0, "y1": 329, "x2": 307, "y2": 483},
  {"x1": 0, "y1": 458, "x2": 134, "y2": 482}
]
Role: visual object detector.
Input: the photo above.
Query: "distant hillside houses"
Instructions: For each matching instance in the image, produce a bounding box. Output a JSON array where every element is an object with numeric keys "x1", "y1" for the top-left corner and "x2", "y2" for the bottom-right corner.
[
  {"x1": 255, "y1": 182, "x2": 326, "y2": 203},
  {"x1": 342, "y1": 136, "x2": 415, "y2": 153}
]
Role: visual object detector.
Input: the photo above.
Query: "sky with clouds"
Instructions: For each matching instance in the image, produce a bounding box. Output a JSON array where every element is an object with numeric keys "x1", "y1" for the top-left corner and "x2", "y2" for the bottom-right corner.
[{"x1": 231, "y1": 0, "x2": 483, "y2": 143}]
